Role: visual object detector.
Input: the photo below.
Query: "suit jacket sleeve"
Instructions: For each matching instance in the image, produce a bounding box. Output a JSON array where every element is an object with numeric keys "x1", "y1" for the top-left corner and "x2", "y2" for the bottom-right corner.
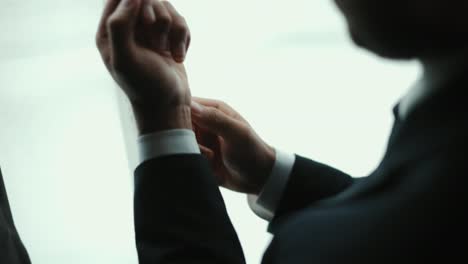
[
  {"x1": 272, "y1": 154, "x2": 356, "y2": 220},
  {"x1": 133, "y1": 154, "x2": 246, "y2": 264}
]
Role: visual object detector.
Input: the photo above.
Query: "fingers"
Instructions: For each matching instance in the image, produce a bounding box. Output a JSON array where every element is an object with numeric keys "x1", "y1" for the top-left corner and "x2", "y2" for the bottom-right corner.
[
  {"x1": 151, "y1": 0, "x2": 172, "y2": 51},
  {"x1": 136, "y1": 0, "x2": 191, "y2": 62},
  {"x1": 194, "y1": 122, "x2": 221, "y2": 153},
  {"x1": 191, "y1": 101, "x2": 247, "y2": 139},
  {"x1": 96, "y1": 0, "x2": 121, "y2": 66},
  {"x1": 199, "y1": 144, "x2": 214, "y2": 160},
  {"x1": 161, "y1": 1, "x2": 190, "y2": 62},
  {"x1": 96, "y1": 0, "x2": 121, "y2": 46},
  {"x1": 192, "y1": 97, "x2": 248, "y2": 123},
  {"x1": 98, "y1": 0, "x2": 190, "y2": 66},
  {"x1": 141, "y1": 0, "x2": 156, "y2": 24},
  {"x1": 198, "y1": 143, "x2": 226, "y2": 186},
  {"x1": 192, "y1": 97, "x2": 236, "y2": 115},
  {"x1": 107, "y1": 0, "x2": 142, "y2": 69}
]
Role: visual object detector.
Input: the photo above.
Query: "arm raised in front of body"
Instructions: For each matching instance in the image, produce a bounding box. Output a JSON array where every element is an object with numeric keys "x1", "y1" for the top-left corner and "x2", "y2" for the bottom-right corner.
[{"x1": 96, "y1": 0, "x2": 245, "y2": 263}]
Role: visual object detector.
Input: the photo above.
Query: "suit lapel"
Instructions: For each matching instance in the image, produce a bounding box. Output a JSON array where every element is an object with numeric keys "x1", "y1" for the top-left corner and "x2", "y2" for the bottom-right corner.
[
  {"x1": 321, "y1": 72, "x2": 468, "y2": 205},
  {"x1": 382, "y1": 73, "x2": 468, "y2": 172}
]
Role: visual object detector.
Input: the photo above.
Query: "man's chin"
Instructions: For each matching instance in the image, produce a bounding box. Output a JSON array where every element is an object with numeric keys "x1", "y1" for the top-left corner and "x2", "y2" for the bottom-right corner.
[{"x1": 348, "y1": 24, "x2": 468, "y2": 61}]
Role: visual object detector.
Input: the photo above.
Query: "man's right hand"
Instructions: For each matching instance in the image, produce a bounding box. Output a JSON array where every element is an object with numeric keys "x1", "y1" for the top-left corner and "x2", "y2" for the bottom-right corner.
[{"x1": 190, "y1": 97, "x2": 276, "y2": 195}]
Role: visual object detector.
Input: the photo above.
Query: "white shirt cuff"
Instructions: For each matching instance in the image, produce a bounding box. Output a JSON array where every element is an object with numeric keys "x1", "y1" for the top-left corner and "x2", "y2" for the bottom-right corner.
[
  {"x1": 248, "y1": 149, "x2": 295, "y2": 221},
  {"x1": 137, "y1": 129, "x2": 201, "y2": 164}
]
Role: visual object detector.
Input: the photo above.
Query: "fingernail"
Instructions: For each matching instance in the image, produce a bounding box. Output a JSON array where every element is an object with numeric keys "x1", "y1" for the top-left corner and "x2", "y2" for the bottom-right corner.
[{"x1": 191, "y1": 101, "x2": 204, "y2": 116}]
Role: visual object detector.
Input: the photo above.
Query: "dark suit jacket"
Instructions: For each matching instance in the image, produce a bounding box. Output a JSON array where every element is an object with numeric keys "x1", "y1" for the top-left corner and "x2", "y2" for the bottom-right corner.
[
  {"x1": 133, "y1": 75, "x2": 468, "y2": 263},
  {"x1": 0, "y1": 169, "x2": 30, "y2": 263}
]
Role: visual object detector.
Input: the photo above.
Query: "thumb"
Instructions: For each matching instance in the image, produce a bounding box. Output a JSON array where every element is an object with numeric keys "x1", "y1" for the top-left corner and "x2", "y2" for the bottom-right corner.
[
  {"x1": 107, "y1": 0, "x2": 141, "y2": 60},
  {"x1": 191, "y1": 101, "x2": 245, "y2": 139}
]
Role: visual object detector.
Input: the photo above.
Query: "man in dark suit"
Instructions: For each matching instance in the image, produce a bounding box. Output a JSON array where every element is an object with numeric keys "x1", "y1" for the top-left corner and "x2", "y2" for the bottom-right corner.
[
  {"x1": 99, "y1": 0, "x2": 466, "y2": 262},
  {"x1": 2, "y1": 0, "x2": 467, "y2": 263},
  {"x1": 112, "y1": 0, "x2": 467, "y2": 263}
]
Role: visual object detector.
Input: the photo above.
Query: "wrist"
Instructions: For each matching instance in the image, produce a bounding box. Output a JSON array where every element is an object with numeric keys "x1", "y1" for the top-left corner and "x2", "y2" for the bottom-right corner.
[
  {"x1": 132, "y1": 104, "x2": 192, "y2": 136},
  {"x1": 252, "y1": 144, "x2": 276, "y2": 195}
]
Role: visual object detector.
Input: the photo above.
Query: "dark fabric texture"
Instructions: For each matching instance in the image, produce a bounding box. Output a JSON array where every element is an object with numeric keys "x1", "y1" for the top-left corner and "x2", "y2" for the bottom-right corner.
[
  {"x1": 0, "y1": 168, "x2": 31, "y2": 264},
  {"x1": 134, "y1": 155, "x2": 246, "y2": 264},
  {"x1": 262, "y1": 76, "x2": 468, "y2": 263}
]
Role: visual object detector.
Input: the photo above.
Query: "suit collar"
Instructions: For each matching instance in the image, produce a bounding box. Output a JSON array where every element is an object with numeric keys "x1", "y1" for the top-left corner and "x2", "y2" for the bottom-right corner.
[
  {"x1": 381, "y1": 71, "x2": 468, "y2": 172},
  {"x1": 320, "y1": 74, "x2": 468, "y2": 205},
  {"x1": 399, "y1": 49, "x2": 468, "y2": 120}
]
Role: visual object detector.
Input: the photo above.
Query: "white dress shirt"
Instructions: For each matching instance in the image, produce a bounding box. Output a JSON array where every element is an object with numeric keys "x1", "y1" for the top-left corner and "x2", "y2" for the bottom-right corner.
[{"x1": 138, "y1": 129, "x2": 201, "y2": 160}]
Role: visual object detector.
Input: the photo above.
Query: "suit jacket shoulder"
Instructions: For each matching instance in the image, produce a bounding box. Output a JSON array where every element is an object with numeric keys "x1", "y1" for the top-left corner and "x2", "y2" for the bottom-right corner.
[{"x1": 0, "y1": 168, "x2": 31, "y2": 264}]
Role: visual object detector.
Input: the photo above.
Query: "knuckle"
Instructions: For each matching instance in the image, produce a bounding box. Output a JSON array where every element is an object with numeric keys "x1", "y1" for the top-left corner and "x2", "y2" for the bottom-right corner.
[
  {"x1": 218, "y1": 100, "x2": 229, "y2": 108},
  {"x1": 213, "y1": 99, "x2": 229, "y2": 111},
  {"x1": 173, "y1": 18, "x2": 188, "y2": 33},
  {"x1": 107, "y1": 16, "x2": 124, "y2": 31},
  {"x1": 158, "y1": 16, "x2": 172, "y2": 30},
  {"x1": 160, "y1": 0, "x2": 173, "y2": 9},
  {"x1": 209, "y1": 99, "x2": 223, "y2": 109},
  {"x1": 176, "y1": 15, "x2": 187, "y2": 25}
]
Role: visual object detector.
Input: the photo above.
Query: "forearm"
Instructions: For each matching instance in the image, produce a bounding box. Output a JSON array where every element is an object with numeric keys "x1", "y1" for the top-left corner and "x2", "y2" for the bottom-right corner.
[
  {"x1": 249, "y1": 151, "x2": 356, "y2": 224},
  {"x1": 273, "y1": 154, "x2": 355, "y2": 218},
  {"x1": 134, "y1": 155, "x2": 246, "y2": 264}
]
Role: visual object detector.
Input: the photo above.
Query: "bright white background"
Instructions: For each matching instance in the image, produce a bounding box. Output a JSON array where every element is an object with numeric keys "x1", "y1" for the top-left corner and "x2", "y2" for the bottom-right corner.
[{"x1": 0, "y1": 0, "x2": 419, "y2": 263}]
